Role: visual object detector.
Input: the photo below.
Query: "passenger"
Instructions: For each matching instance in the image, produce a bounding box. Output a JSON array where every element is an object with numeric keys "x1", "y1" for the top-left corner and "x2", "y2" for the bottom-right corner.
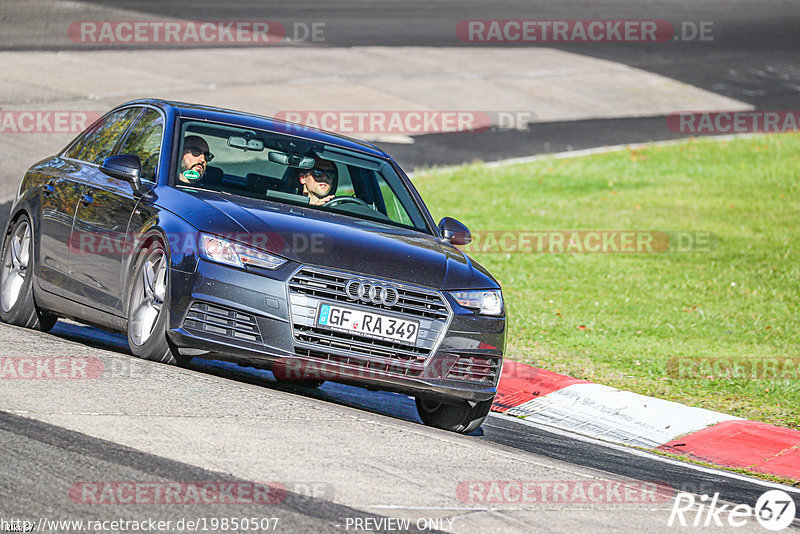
[
  {"x1": 298, "y1": 156, "x2": 337, "y2": 205},
  {"x1": 178, "y1": 135, "x2": 214, "y2": 184}
]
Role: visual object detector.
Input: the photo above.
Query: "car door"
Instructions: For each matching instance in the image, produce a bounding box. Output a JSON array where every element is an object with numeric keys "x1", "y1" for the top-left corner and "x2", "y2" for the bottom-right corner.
[
  {"x1": 70, "y1": 107, "x2": 164, "y2": 315},
  {"x1": 37, "y1": 107, "x2": 141, "y2": 300}
]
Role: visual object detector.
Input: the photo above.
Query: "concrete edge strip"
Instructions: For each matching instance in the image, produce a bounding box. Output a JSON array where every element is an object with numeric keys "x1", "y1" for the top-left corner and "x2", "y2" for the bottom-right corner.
[{"x1": 491, "y1": 361, "x2": 800, "y2": 482}]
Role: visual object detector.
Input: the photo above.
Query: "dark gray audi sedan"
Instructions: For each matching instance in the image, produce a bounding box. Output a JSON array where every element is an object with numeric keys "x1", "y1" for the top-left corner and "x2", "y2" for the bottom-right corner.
[{"x1": 0, "y1": 99, "x2": 505, "y2": 433}]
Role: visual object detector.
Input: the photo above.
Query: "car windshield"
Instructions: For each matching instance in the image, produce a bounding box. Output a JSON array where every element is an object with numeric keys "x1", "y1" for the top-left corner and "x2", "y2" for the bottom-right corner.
[{"x1": 174, "y1": 120, "x2": 429, "y2": 232}]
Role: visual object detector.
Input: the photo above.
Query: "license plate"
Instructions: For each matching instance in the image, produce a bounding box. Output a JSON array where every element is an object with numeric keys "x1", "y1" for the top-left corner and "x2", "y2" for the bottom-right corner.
[{"x1": 317, "y1": 303, "x2": 419, "y2": 344}]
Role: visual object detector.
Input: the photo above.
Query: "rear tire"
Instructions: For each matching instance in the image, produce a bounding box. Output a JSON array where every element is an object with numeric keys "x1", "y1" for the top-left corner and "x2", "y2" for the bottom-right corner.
[
  {"x1": 0, "y1": 214, "x2": 57, "y2": 332},
  {"x1": 415, "y1": 396, "x2": 493, "y2": 434},
  {"x1": 126, "y1": 240, "x2": 190, "y2": 366}
]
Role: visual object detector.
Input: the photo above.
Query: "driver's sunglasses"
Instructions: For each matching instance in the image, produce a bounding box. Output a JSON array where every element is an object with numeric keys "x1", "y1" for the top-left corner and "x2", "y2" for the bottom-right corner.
[
  {"x1": 184, "y1": 146, "x2": 214, "y2": 162},
  {"x1": 307, "y1": 168, "x2": 337, "y2": 181}
]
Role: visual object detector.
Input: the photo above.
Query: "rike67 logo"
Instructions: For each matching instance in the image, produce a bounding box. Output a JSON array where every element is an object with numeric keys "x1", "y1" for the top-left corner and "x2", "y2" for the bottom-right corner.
[{"x1": 668, "y1": 490, "x2": 796, "y2": 530}]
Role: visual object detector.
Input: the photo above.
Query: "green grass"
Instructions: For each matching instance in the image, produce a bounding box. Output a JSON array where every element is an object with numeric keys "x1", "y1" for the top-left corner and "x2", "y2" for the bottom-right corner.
[{"x1": 413, "y1": 134, "x2": 800, "y2": 429}]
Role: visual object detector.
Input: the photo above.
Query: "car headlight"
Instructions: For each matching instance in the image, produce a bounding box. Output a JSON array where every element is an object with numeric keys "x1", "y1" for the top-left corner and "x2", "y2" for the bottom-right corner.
[
  {"x1": 201, "y1": 233, "x2": 287, "y2": 270},
  {"x1": 449, "y1": 290, "x2": 503, "y2": 316}
]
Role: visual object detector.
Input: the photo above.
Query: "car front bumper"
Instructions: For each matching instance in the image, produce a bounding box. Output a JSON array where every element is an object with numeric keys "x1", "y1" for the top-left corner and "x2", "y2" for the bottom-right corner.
[{"x1": 167, "y1": 260, "x2": 505, "y2": 402}]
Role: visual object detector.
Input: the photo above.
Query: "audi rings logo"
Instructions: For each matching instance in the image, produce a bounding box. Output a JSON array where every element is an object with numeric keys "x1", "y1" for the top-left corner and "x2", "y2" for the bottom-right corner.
[{"x1": 345, "y1": 279, "x2": 400, "y2": 307}]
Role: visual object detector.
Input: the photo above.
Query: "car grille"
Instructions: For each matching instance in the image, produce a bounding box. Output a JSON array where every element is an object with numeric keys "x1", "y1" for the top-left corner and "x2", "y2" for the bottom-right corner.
[
  {"x1": 293, "y1": 324, "x2": 429, "y2": 361},
  {"x1": 288, "y1": 267, "x2": 450, "y2": 378},
  {"x1": 294, "y1": 347, "x2": 424, "y2": 378},
  {"x1": 446, "y1": 355, "x2": 499, "y2": 384},
  {"x1": 289, "y1": 267, "x2": 449, "y2": 320},
  {"x1": 183, "y1": 302, "x2": 262, "y2": 344}
]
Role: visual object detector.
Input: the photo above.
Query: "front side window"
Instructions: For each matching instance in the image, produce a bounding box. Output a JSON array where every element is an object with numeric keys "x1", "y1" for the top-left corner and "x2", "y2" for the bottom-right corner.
[
  {"x1": 66, "y1": 107, "x2": 141, "y2": 164},
  {"x1": 116, "y1": 108, "x2": 163, "y2": 182},
  {"x1": 174, "y1": 120, "x2": 429, "y2": 232}
]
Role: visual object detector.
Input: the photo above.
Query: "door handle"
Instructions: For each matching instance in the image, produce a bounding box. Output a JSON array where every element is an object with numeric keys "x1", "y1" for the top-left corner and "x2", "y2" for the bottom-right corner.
[
  {"x1": 41, "y1": 182, "x2": 55, "y2": 195},
  {"x1": 80, "y1": 192, "x2": 94, "y2": 205}
]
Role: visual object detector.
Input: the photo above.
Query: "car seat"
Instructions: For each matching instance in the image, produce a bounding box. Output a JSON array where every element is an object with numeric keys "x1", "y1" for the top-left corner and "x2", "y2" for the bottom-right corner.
[
  {"x1": 201, "y1": 165, "x2": 224, "y2": 189},
  {"x1": 245, "y1": 173, "x2": 289, "y2": 197}
]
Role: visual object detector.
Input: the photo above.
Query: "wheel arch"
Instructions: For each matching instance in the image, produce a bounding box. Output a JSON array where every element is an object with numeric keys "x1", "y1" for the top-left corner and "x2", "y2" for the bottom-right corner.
[
  {"x1": 121, "y1": 228, "x2": 170, "y2": 319},
  {"x1": 5, "y1": 205, "x2": 43, "y2": 284},
  {"x1": 0, "y1": 206, "x2": 57, "y2": 330},
  {"x1": 119, "y1": 210, "x2": 200, "y2": 319}
]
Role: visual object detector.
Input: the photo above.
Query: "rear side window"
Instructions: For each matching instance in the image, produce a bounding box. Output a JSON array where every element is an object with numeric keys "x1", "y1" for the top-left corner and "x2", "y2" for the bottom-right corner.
[
  {"x1": 65, "y1": 107, "x2": 141, "y2": 164},
  {"x1": 116, "y1": 108, "x2": 163, "y2": 182}
]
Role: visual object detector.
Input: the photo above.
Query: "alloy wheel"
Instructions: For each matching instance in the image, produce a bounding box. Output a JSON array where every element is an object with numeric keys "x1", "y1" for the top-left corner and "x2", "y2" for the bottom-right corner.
[
  {"x1": 1, "y1": 220, "x2": 31, "y2": 312},
  {"x1": 129, "y1": 247, "x2": 167, "y2": 345}
]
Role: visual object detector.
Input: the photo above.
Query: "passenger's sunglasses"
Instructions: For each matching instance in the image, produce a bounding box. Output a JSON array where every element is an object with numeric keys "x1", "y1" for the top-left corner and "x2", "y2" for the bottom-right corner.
[
  {"x1": 306, "y1": 168, "x2": 336, "y2": 180},
  {"x1": 184, "y1": 146, "x2": 214, "y2": 162}
]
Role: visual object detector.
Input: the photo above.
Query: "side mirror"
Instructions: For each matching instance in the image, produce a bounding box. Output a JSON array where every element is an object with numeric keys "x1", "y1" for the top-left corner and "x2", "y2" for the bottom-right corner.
[
  {"x1": 438, "y1": 217, "x2": 471, "y2": 245},
  {"x1": 100, "y1": 154, "x2": 143, "y2": 194}
]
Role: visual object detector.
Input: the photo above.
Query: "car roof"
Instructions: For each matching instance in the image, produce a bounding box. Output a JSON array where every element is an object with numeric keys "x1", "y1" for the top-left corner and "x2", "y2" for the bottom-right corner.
[{"x1": 119, "y1": 98, "x2": 391, "y2": 160}]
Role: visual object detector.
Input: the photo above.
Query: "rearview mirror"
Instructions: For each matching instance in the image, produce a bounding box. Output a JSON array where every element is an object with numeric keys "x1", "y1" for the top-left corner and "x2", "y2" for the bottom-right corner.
[
  {"x1": 268, "y1": 151, "x2": 316, "y2": 169},
  {"x1": 228, "y1": 136, "x2": 264, "y2": 151},
  {"x1": 100, "y1": 154, "x2": 143, "y2": 194},
  {"x1": 438, "y1": 217, "x2": 471, "y2": 245}
]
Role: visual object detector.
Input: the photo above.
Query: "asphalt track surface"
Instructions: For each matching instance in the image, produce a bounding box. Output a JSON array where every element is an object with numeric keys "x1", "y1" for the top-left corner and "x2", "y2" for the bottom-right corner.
[
  {"x1": 0, "y1": 410, "x2": 436, "y2": 534},
  {"x1": 1, "y1": 320, "x2": 798, "y2": 532},
  {"x1": 2, "y1": 1, "x2": 800, "y2": 532},
  {"x1": 2, "y1": 1, "x2": 800, "y2": 167}
]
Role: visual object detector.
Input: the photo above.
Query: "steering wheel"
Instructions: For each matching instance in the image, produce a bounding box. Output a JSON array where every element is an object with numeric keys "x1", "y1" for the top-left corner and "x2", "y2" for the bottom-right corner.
[{"x1": 325, "y1": 196, "x2": 371, "y2": 208}]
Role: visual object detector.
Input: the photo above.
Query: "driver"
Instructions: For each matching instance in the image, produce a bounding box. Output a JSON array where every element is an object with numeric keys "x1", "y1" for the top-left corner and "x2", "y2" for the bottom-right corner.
[
  {"x1": 178, "y1": 135, "x2": 213, "y2": 184},
  {"x1": 298, "y1": 156, "x2": 336, "y2": 206}
]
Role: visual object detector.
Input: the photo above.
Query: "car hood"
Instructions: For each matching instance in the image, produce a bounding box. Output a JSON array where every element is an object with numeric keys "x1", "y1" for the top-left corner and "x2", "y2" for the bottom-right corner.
[{"x1": 175, "y1": 190, "x2": 498, "y2": 290}]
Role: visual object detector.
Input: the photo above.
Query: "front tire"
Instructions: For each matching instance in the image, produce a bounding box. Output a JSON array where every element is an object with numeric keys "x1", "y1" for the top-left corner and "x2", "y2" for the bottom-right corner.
[
  {"x1": 0, "y1": 214, "x2": 57, "y2": 331},
  {"x1": 415, "y1": 396, "x2": 494, "y2": 434},
  {"x1": 127, "y1": 240, "x2": 190, "y2": 366}
]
